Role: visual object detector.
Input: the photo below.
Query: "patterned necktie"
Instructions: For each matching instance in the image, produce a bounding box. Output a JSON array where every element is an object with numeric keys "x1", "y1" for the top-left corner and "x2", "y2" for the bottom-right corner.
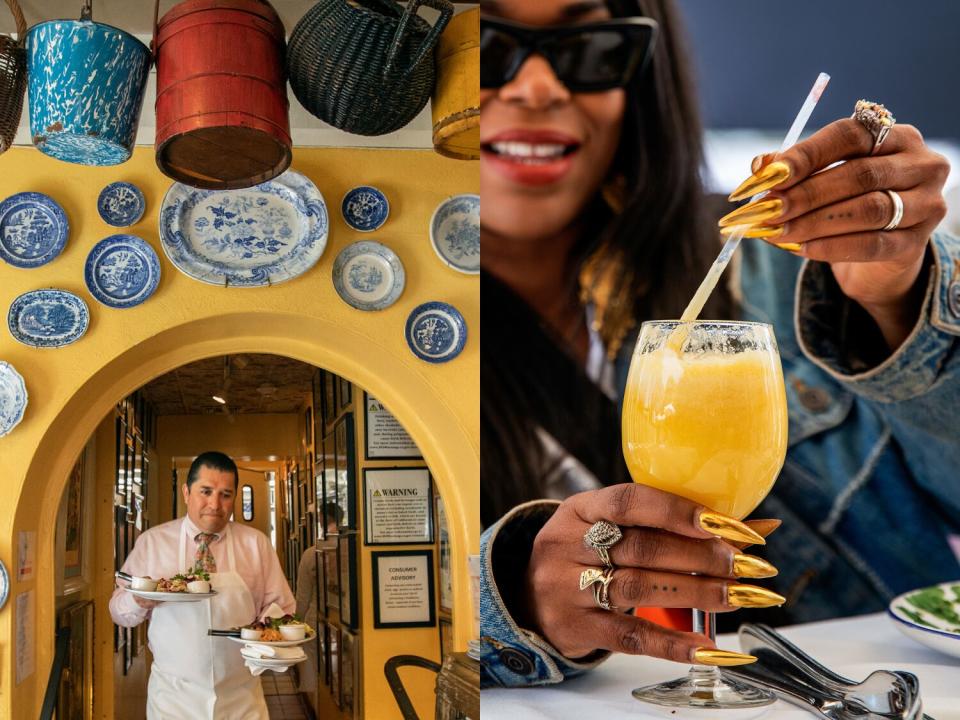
[{"x1": 194, "y1": 532, "x2": 218, "y2": 574}]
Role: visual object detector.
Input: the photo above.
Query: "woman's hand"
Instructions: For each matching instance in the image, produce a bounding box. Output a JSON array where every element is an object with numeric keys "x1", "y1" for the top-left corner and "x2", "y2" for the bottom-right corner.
[
  {"x1": 721, "y1": 118, "x2": 949, "y2": 349},
  {"x1": 522, "y1": 483, "x2": 782, "y2": 663}
]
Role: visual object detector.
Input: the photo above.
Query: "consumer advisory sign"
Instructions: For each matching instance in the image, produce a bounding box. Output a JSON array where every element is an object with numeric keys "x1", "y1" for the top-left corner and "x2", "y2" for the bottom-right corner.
[
  {"x1": 372, "y1": 550, "x2": 436, "y2": 628},
  {"x1": 364, "y1": 468, "x2": 434, "y2": 545}
]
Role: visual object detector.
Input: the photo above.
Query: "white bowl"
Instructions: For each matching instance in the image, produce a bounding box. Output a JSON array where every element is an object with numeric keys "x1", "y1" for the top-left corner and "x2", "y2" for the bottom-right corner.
[
  {"x1": 131, "y1": 576, "x2": 158, "y2": 591},
  {"x1": 186, "y1": 580, "x2": 210, "y2": 594},
  {"x1": 279, "y1": 624, "x2": 306, "y2": 641},
  {"x1": 241, "y1": 627, "x2": 263, "y2": 641}
]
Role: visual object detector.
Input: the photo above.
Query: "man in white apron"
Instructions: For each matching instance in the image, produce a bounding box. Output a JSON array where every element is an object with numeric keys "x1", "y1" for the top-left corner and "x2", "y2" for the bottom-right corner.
[{"x1": 109, "y1": 451, "x2": 296, "y2": 719}]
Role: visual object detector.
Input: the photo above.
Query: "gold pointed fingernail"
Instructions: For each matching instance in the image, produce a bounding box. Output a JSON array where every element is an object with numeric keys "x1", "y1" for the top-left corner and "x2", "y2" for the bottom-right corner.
[
  {"x1": 720, "y1": 224, "x2": 784, "y2": 240},
  {"x1": 733, "y1": 554, "x2": 779, "y2": 579},
  {"x1": 728, "y1": 584, "x2": 787, "y2": 608},
  {"x1": 728, "y1": 161, "x2": 791, "y2": 201},
  {"x1": 774, "y1": 242, "x2": 802, "y2": 252},
  {"x1": 718, "y1": 198, "x2": 783, "y2": 228},
  {"x1": 693, "y1": 648, "x2": 758, "y2": 666},
  {"x1": 699, "y1": 511, "x2": 767, "y2": 545}
]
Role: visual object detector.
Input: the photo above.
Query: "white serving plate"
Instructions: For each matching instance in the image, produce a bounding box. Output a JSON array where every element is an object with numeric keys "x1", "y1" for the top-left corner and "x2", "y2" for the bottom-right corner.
[
  {"x1": 126, "y1": 587, "x2": 217, "y2": 602},
  {"x1": 227, "y1": 631, "x2": 316, "y2": 648},
  {"x1": 888, "y1": 580, "x2": 960, "y2": 659}
]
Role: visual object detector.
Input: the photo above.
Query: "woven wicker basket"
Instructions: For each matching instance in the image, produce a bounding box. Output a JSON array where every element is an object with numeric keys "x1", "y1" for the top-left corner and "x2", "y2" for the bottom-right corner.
[
  {"x1": 0, "y1": 0, "x2": 27, "y2": 155},
  {"x1": 287, "y1": 0, "x2": 453, "y2": 136}
]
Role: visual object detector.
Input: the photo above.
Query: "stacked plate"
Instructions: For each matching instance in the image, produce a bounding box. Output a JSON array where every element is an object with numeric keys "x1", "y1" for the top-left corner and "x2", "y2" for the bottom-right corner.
[{"x1": 240, "y1": 643, "x2": 308, "y2": 670}]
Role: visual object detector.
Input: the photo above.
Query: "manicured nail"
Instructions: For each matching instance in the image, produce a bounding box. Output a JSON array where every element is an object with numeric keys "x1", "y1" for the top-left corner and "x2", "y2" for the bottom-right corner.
[
  {"x1": 733, "y1": 554, "x2": 779, "y2": 579},
  {"x1": 718, "y1": 198, "x2": 783, "y2": 228},
  {"x1": 750, "y1": 154, "x2": 766, "y2": 174},
  {"x1": 774, "y1": 242, "x2": 802, "y2": 252},
  {"x1": 720, "y1": 224, "x2": 784, "y2": 240},
  {"x1": 699, "y1": 510, "x2": 766, "y2": 545},
  {"x1": 728, "y1": 584, "x2": 786, "y2": 608},
  {"x1": 728, "y1": 161, "x2": 791, "y2": 201},
  {"x1": 693, "y1": 648, "x2": 758, "y2": 666}
]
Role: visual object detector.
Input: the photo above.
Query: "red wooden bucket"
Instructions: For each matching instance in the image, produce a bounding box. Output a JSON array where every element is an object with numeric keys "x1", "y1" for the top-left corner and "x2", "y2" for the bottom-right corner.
[{"x1": 154, "y1": 0, "x2": 291, "y2": 189}]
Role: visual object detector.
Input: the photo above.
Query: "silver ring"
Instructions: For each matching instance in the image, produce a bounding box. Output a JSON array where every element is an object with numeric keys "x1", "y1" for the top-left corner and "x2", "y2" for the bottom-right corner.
[
  {"x1": 583, "y1": 520, "x2": 622, "y2": 569},
  {"x1": 579, "y1": 567, "x2": 618, "y2": 611},
  {"x1": 883, "y1": 190, "x2": 904, "y2": 231},
  {"x1": 851, "y1": 99, "x2": 896, "y2": 155}
]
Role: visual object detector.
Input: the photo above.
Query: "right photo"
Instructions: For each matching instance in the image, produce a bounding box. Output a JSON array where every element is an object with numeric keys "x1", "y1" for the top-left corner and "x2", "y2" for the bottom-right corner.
[{"x1": 480, "y1": 0, "x2": 960, "y2": 716}]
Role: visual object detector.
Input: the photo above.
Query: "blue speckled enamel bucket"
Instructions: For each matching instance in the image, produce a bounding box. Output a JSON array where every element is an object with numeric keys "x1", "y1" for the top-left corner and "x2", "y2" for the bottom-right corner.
[{"x1": 26, "y1": 13, "x2": 150, "y2": 166}]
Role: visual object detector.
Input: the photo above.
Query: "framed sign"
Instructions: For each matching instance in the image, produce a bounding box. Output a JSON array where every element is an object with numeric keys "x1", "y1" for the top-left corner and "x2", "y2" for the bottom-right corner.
[
  {"x1": 436, "y1": 495, "x2": 452, "y2": 613},
  {"x1": 323, "y1": 432, "x2": 340, "y2": 537},
  {"x1": 339, "y1": 534, "x2": 358, "y2": 629},
  {"x1": 364, "y1": 468, "x2": 433, "y2": 545},
  {"x1": 323, "y1": 543, "x2": 340, "y2": 613},
  {"x1": 336, "y1": 415, "x2": 357, "y2": 531},
  {"x1": 363, "y1": 392, "x2": 422, "y2": 460},
  {"x1": 372, "y1": 550, "x2": 436, "y2": 628}
]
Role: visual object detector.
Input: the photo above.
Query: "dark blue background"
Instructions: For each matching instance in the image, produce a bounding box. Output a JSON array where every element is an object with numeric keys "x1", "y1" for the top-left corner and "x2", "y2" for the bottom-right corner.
[{"x1": 676, "y1": 0, "x2": 959, "y2": 138}]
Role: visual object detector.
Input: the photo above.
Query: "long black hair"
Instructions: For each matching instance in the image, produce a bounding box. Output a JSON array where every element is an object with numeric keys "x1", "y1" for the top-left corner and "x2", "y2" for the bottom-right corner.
[{"x1": 481, "y1": 0, "x2": 733, "y2": 527}]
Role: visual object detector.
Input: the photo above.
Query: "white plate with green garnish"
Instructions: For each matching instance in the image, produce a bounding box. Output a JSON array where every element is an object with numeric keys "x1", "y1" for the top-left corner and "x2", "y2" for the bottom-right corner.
[{"x1": 888, "y1": 581, "x2": 960, "y2": 658}]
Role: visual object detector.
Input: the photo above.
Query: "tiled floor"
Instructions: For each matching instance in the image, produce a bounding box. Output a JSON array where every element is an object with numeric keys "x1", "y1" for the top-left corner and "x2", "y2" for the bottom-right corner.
[{"x1": 262, "y1": 671, "x2": 315, "y2": 720}]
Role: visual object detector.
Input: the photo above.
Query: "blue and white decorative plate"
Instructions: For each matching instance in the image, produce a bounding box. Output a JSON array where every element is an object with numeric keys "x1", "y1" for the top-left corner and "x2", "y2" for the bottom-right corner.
[
  {"x1": 430, "y1": 194, "x2": 479, "y2": 275},
  {"x1": 341, "y1": 186, "x2": 389, "y2": 232},
  {"x1": 0, "y1": 559, "x2": 8, "y2": 610},
  {"x1": 159, "y1": 170, "x2": 329, "y2": 287},
  {"x1": 98, "y1": 182, "x2": 146, "y2": 227},
  {"x1": 333, "y1": 241, "x2": 405, "y2": 311},
  {"x1": 405, "y1": 301, "x2": 467, "y2": 363},
  {"x1": 0, "y1": 361, "x2": 28, "y2": 438},
  {"x1": 888, "y1": 581, "x2": 960, "y2": 659},
  {"x1": 84, "y1": 235, "x2": 161, "y2": 309},
  {"x1": 8, "y1": 289, "x2": 89, "y2": 348},
  {"x1": 0, "y1": 192, "x2": 69, "y2": 268}
]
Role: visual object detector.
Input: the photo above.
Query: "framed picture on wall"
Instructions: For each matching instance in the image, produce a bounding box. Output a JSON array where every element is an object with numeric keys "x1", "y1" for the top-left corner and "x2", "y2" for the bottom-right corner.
[
  {"x1": 439, "y1": 616, "x2": 453, "y2": 662},
  {"x1": 315, "y1": 547, "x2": 327, "y2": 620},
  {"x1": 340, "y1": 628, "x2": 357, "y2": 716},
  {"x1": 305, "y1": 405, "x2": 313, "y2": 449},
  {"x1": 63, "y1": 450, "x2": 85, "y2": 582},
  {"x1": 323, "y1": 543, "x2": 340, "y2": 613},
  {"x1": 323, "y1": 370, "x2": 337, "y2": 431},
  {"x1": 318, "y1": 620, "x2": 329, "y2": 687},
  {"x1": 337, "y1": 374, "x2": 352, "y2": 413},
  {"x1": 57, "y1": 600, "x2": 94, "y2": 720},
  {"x1": 323, "y1": 432, "x2": 340, "y2": 537},
  {"x1": 363, "y1": 392, "x2": 422, "y2": 460},
  {"x1": 364, "y1": 468, "x2": 433, "y2": 545},
  {"x1": 339, "y1": 534, "x2": 358, "y2": 629},
  {"x1": 328, "y1": 621, "x2": 342, "y2": 708},
  {"x1": 336, "y1": 415, "x2": 357, "y2": 531},
  {"x1": 437, "y1": 495, "x2": 452, "y2": 614},
  {"x1": 372, "y1": 550, "x2": 436, "y2": 628}
]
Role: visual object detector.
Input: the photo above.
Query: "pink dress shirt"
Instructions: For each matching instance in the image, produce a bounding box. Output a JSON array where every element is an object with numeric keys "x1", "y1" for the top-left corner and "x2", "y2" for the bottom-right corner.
[{"x1": 109, "y1": 516, "x2": 295, "y2": 628}]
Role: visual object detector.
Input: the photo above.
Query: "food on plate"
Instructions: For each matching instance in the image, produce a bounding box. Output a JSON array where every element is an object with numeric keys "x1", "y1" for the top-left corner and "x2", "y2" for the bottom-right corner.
[
  {"x1": 152, "y1": 571, "x2": 212, "y2": 594},
  {"x1": 131, "y1": 576, "x2": 159, "y2": 591},
  {"x1": 237, "y1": 616, "x2": 313, "y2": 642},
  {"x1": 279, "y1": 623, "x2": 306, "y2": 641}
]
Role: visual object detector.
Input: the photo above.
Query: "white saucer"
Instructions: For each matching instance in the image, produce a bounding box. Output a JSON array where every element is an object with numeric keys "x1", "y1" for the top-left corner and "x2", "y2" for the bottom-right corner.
[{"x1": 126, "y1": 587, "x2": 217, "y2": 602}]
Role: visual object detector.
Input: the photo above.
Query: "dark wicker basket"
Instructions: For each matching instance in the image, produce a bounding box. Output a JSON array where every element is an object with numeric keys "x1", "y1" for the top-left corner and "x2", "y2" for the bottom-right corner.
[
  {"x1": 287, "y1": 0, "x2": 453, "y2": 136},
  {"x1": 0, "y1": 0, "x2": 27, "y2": 154}
]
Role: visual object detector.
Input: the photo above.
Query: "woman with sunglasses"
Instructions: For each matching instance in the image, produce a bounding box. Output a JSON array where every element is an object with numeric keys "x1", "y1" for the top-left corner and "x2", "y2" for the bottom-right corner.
[{"x1": 480, "y1": 0, "x2": 960, "y2": 689}]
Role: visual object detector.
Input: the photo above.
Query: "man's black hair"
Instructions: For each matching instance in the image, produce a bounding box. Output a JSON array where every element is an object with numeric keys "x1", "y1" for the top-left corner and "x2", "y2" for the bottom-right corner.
[{"x1": 187, "y1": 451, "x2": 239, "y2": 490}]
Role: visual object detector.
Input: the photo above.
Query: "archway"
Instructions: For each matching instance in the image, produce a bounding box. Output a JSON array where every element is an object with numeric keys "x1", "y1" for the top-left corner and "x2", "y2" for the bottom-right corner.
[{"x1": 9, "y1": 312, "x2": 478, "y2": 718}]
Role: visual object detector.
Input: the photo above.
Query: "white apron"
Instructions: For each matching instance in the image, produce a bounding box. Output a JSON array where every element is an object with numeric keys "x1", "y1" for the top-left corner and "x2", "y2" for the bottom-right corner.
[{"x1": 146, "y1": 523, "x2": 268, "y2": 720}]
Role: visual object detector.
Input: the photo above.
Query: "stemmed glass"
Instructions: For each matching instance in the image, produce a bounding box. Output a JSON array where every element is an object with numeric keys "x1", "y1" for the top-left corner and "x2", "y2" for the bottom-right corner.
[{"x1": 621, "y1": 320, "x2": 788, "y2": 709}]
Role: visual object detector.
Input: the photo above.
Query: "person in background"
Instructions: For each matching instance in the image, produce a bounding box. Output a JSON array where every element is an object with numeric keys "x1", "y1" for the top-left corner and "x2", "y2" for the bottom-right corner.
[
  {"x1": 110, "y1": 451, "x2": 296, "y2": 719},
  {"x1": 294, "y1": 501, "x2": 343, "y2": 695},
  {"x1": 480, "y1": 0, "x2": 959, "y2": 689}
]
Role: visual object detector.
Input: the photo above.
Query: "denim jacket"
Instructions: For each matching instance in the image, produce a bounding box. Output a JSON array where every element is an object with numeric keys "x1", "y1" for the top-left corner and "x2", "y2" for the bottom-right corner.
[{"x1": 480, "y1": 232, "x2": 960, "y2": 688}]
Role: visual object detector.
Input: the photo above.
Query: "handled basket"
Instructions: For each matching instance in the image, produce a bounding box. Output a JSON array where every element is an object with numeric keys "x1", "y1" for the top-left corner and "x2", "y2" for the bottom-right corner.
[
  {"x1": 287, "y1": 0, "x2": 453, "y2": 136},
  {"x1": 0, "y1": 0, "x2": 27, "y2": 155}
]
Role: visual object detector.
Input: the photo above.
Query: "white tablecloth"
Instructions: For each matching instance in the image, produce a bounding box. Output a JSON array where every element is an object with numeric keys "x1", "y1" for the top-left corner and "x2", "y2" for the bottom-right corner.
[{"x1": 481, "y1": 613, "x2": 960, "y2": 719}]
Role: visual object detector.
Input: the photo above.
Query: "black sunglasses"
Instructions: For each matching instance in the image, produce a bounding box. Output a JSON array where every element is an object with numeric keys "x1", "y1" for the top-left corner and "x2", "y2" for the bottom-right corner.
[{"x1": 481, "y1": 16, "x2": 659, "y2": 93}]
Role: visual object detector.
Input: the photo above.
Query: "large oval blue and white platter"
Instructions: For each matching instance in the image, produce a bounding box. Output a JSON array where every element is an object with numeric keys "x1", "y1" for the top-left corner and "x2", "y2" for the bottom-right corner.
[
  {"x1": 8, "y1": 289, "x2": 89, "y2": 348},
  {"x1": 84, "y1": 235, "x2": 161, "y2": 309},
  {"x1": 0, "y1": 361, "x2": 28, "y2": 438},
  {"x1": 159, "y1": 170, "x2": 329, "y2": 287},
  {"x1": 0, "y1": 192, "x2": 69, "y2": 268}
]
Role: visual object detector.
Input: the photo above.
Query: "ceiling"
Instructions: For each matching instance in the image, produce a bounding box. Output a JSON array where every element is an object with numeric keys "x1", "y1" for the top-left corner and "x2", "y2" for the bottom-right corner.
[{"x1": 140, "y1": 353, "x2": 315, "y2": 415}]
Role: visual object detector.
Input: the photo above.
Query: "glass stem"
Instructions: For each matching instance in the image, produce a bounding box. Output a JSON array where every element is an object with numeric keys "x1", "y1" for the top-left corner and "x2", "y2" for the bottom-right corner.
[{"x1": 692, "y1": 608, "x2": 715, "y2": 643}]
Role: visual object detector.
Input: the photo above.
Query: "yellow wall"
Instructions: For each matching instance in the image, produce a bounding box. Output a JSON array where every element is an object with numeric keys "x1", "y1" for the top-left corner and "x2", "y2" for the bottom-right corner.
[{"x1": 0, "y1": 146, "x2": 479, "y2": 718}]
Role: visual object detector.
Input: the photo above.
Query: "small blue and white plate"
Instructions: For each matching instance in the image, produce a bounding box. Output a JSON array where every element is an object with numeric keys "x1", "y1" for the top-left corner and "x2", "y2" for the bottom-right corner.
[
  {"x1": 0, "y1": 192, "x2": 69, "y2": 268},
  {"x1": 0, "y1": 559, "x2": 8, "y2": 610},
  {"x1": 8, "y1": 289, "x2": 89, "y2": 348},
  {"x1": 430, "y1": 194, "x2": 479, "y2": 275},
  {"x1": 0, "y1": 361, "x2": 28, "y2": 438},
  {"x1": 342, "y1": 186, "x2": 389, "y2": 232},
  {"x1": 405, "y1": 301, "x2": 467, "y2": 363},
  {"x1": 98, "y1": 182, "x2": 146, "y2": 227},
  {"x1": 888, "y1": 581, "x2": 960, "y2": 659},
  {"x1": 333, "y1": 241, "x2": 405, "y2": 311},
  {"x1": 85, "y1": 235, "x2": 161, "y2": 309}
]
